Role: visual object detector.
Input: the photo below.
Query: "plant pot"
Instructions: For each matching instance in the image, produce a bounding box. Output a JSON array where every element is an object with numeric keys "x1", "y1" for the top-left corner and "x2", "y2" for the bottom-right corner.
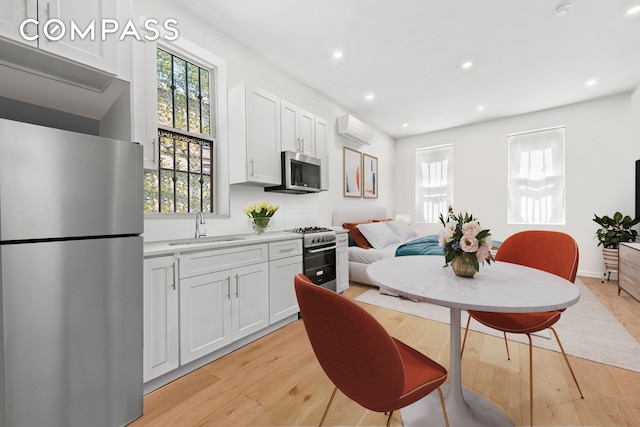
[
  {"x1": 451, "y1": 254, "x2": 477, "y2": 278},
  {"x1": 603, "y1": 247, "x2": 618, "y2": 269},
  {"x1": 602, "y1": 247, "x2": 618, "y2": 282}
]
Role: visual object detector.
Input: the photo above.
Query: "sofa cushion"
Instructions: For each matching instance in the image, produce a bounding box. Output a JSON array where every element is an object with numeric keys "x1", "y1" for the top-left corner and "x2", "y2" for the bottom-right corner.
[
  {"x1": 343, "y1": 221, "x2": 374, "y2": 249},
  {"x1": 385, "y1": 220, "x2": 418, "y2": 242},
  {"x1": 357, "y1": 221, "x2": 403, "y2": 249}
]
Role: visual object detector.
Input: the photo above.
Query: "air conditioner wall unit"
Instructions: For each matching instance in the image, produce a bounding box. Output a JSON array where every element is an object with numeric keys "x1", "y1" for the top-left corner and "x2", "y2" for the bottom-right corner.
[{"x1": 337, "y1": 114, "x2": 373, "y2": 145}]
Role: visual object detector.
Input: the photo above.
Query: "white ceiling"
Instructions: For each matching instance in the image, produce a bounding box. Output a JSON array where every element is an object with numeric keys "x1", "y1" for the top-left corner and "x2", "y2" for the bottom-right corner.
[{"x1": 171, "y1": 0, "x2": 640, "y2": 139}]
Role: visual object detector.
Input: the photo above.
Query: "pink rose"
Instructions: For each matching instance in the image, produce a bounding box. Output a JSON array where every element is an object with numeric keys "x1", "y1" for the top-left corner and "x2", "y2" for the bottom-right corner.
[
  {"x1": 462, "y1": 221, "x2": 482, "y2": 238},
  {"x1": 476, "y1": 243, "x2": 491, "y2": 263},
  {"x1": 445, "y1": 220, "x2": 457, "y2": 233},
  {"x1": 460, "y1": 236, "x2": 479, "y2": 253},
  {"x1": 438, "y1": 228, "x2": 447, "y2": 246}
]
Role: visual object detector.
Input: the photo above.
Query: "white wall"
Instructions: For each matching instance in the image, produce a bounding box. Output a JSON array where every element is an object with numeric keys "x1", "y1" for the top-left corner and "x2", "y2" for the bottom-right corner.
[
  {"x1": 395, "y1": 93, "x2": 635, "y2": 277},
  {"x1": 633, "y1": 85, "x2": 640, "y2": 160},
  {"x1": 136, "y1": 0, "x2": 395, "y2": 241}
]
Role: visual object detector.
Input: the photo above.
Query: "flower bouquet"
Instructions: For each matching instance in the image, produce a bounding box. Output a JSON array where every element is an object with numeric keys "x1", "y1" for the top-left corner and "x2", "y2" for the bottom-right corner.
[
  {"x1": 438, "y1": 207, "x2": 493, "y2": 277},
  {"x1": 243, "y1": 200, "x2": 279, "y2": 234}
]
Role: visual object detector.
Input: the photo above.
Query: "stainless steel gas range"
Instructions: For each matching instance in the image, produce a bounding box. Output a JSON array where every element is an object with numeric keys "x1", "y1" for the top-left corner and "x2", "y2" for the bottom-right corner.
[{"x1": 289, "y1": 227, "x2": 337, "y2": 292}]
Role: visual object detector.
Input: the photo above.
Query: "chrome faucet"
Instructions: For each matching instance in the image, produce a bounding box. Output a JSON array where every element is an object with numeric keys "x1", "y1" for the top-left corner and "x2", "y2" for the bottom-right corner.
[{"x1": 195, "y1": 211, "x2": 206, "y2": 239}]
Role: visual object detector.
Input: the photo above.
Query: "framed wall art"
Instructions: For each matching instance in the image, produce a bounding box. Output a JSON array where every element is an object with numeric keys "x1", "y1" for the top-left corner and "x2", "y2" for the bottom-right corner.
[
  {"x1": 343, "y1": 147, "x2": 362, "y2": 198},
  {"x1": 363, "y1": 153, "x2": 378, "y2": 199}
]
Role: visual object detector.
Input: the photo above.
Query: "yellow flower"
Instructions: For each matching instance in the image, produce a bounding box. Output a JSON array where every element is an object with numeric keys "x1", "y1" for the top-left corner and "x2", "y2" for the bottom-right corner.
[{"x1": 243, "y1": 200, "x2": 278, "y2": 218}]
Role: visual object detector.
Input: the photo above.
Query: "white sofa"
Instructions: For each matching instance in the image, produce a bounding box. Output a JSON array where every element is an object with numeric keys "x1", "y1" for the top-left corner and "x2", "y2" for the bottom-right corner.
[{"x1": 332, "y1": 206, "x2": 391, "y2": 286}]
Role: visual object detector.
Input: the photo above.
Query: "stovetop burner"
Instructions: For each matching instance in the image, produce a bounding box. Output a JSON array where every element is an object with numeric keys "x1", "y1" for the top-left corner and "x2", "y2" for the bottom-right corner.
[
  {"x1": 288, "y1": 226, "x2": 336, "y2": 248},
  {"x1": 289, "y1": 226, "x2": 333, "y2": 234}
]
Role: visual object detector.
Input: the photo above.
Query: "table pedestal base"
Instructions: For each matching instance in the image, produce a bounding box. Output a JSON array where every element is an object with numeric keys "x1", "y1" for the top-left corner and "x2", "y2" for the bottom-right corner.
[{"x1": 401, "y1": 384, "x2": 514, "y2": 427}]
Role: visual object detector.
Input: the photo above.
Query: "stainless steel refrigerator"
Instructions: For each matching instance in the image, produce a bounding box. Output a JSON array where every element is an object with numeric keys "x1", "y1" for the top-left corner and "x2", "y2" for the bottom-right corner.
[{"x1": 0, "y1": 119, "x2": 143, "y2": 427}]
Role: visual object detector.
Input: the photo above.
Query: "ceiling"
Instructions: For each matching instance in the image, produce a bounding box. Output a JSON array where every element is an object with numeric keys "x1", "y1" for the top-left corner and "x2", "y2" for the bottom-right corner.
[{"x1": 171, "y1": 0, "x2": 640, "y2": 139}]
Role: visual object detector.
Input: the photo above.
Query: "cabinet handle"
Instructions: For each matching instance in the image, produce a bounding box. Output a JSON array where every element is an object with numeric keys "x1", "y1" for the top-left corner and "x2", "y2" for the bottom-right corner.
[
  {"x1": 24, "y1": 4, "x2": 33, "y2": 36},
  {"x1": 171, "y1": 262, "x2": 177, "y2": 291},
  {"x1": 226, "y1": 276, "x2": 231, "y2": 299},
  {"x1": 152, "y1": 138, "x2": 157, "y2": 164},
  {"x1": 249, "y1": 159, "x2": 254, "y2": 176},
  {"x1": 301, "y1": 137, "x2": 304, "y2": 153},
  {"x1": 46, "y1": 2, "x2": 51, "y2": 20},
  {"x1": 235, "y1": 274, "x2": 239, "y2": 297}
]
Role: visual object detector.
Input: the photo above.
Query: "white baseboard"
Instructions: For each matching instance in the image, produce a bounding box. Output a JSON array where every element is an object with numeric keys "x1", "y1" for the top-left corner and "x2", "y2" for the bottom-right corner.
[{"x1": 578, "y1": 269, "x2": 618, "y2": 280}]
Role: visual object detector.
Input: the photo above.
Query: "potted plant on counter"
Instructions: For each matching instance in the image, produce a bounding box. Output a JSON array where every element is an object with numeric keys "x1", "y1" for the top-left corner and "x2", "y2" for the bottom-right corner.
[{"x1": 593, "y1": 212, "x2": 640, "y2": 282}]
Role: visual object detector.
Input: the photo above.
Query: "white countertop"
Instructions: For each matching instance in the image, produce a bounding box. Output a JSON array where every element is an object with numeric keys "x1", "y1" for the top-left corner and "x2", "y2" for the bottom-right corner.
[{"x1": 144, "y1": 231, "x2": 302, "y2": 257}]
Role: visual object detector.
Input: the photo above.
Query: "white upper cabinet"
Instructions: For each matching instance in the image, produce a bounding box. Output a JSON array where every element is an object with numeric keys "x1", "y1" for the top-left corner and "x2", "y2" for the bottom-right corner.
[
  {"x1": 131, "y1": 39, "x2": 158, "y2": 170},
  {"x1": 38, "y1": 0, "x2": 118, "y2": 75},
  {"x1": 280, "y1": 100, "x2": 315, "y2": 157},
  {"x1": 0, "y1": 0, "x2": 119, "y2": 76},
  {"x1": 0, "y1": 0, "x2": 37, "y2": 46},
  {"x1": 280, "y1": 100, "x2": 299, "y2": 153},
  {"x1": 314, "y1": 116, "x2": 329, "y2": 191},
  {"x1": 299, "y1": 108, "x2": 315, "y2": 157},
  {"x1": 229, "y1": 83, "x2": 281, "y2": 185}
]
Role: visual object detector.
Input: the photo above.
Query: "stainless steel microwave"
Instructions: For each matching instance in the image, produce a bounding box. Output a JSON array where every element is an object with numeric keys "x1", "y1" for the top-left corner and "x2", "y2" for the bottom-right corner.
[{"x1": 265, "y1": 151, "x2": 322, "y2": 194}]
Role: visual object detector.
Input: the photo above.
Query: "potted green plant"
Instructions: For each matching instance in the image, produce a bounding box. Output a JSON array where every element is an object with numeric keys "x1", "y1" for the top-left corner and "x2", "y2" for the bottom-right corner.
[{"x1": 593, "y1": 212, "x2": 640, "y2": 282}]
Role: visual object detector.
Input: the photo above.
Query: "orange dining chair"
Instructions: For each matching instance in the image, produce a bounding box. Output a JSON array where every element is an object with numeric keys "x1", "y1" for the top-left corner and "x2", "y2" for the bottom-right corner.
[
  {"x1": 460, "y1": 230, "x2": 584, "y2": 426},
  {"x1": 294, "y1": 273, "x2": 450, "y2": 427}
]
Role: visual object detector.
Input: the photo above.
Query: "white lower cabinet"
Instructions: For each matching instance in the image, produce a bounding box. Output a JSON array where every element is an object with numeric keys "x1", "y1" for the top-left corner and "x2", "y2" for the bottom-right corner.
[
  {"x1": 268, "y1": 240, "x2": 303, "y2": 323},
  {"x1": 178, "y1": 244, "x2": 269, "y2": 365},
  {"x1": 143, "y1": 238, "x2": 302, "y2": 385},
  {"x1": 230, "y1": 262, "x2": 270, "y2": 340},
  {"x1": 143, "y1": 255, "x2": 179, "y2": 382},
  {"x1": 179, "y1": 262, "x2": 269, "y2": 365},
  {"x1": 179, "y1": 269, "x2": 232, "y2": 365},
  {"x1": 336, "y1": 232, "x2": 349, "y2": 293},
  {"x1": 269, "y1": 255, "x2": 303, "y2": 323}
]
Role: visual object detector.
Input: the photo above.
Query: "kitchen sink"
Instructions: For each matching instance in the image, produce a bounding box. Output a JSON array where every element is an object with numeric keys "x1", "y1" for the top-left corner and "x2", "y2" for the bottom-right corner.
[{"x1": 168, "y1": 236, "x2": 245, "y2": 245}]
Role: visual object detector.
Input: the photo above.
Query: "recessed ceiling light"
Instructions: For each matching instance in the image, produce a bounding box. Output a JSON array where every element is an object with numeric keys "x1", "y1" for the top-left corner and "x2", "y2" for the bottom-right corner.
[
  {"x1": 476, "y1": 104, "x2": 486, "y2": 112},
  {"x1": 365, "y1": 93, "x2": 375, "y2": 101},
  {"x1": 585, "y1": 79, "x2": 598, "y2": 87},
  {"x1": 333, "y1": 51, "x2": 343, "y2": 59},
  {"x1": 461, "y1": 61, "x2": 473, "y2": 69},
  {"x1": 402, "y1": 123, "x2": 409, "y2": 128},
  {"x1": 626, "y1": 5, "x2": 640, "y2": 15}
]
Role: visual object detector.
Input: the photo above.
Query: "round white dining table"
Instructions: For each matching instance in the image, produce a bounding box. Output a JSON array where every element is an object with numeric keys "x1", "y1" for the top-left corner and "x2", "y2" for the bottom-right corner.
[{"x1": 367, "y1": 255, "x2": 580, "y2": 427}]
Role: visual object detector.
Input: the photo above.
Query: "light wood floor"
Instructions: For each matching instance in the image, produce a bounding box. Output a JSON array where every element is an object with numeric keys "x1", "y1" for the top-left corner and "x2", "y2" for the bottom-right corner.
[{"x1": 129, "y1": 277, "x2": 640, "y2": 426}]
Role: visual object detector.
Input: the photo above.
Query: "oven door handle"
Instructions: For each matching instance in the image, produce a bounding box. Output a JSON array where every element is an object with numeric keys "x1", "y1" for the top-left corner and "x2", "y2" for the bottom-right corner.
[{"x1": 307, "y1": 245, "x2": 337, "y2": 254}]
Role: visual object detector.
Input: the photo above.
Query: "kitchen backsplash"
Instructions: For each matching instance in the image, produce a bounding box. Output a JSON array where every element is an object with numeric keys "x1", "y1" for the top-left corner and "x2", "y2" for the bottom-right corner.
[{"x1": 143, "y1": 184, "x2": 320, "y2": 242}]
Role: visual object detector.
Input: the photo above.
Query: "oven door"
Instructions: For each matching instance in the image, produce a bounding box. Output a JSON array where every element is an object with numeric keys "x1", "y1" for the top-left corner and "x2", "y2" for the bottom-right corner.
[{"x1": 303, "y1": 243, "x2": 336, "y2": 291}]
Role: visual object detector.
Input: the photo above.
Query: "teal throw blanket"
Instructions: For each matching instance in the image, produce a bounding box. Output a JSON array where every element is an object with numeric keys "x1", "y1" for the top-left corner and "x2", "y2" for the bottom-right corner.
[{"x1": 395, "y1": 234, "x2": 444, "y2": 257}]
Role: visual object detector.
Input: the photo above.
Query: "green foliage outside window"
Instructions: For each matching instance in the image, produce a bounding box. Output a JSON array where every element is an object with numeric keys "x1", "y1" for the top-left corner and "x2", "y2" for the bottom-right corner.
[{"x1": 144, "y1": 48, "x2": 216, "y2": 213}]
